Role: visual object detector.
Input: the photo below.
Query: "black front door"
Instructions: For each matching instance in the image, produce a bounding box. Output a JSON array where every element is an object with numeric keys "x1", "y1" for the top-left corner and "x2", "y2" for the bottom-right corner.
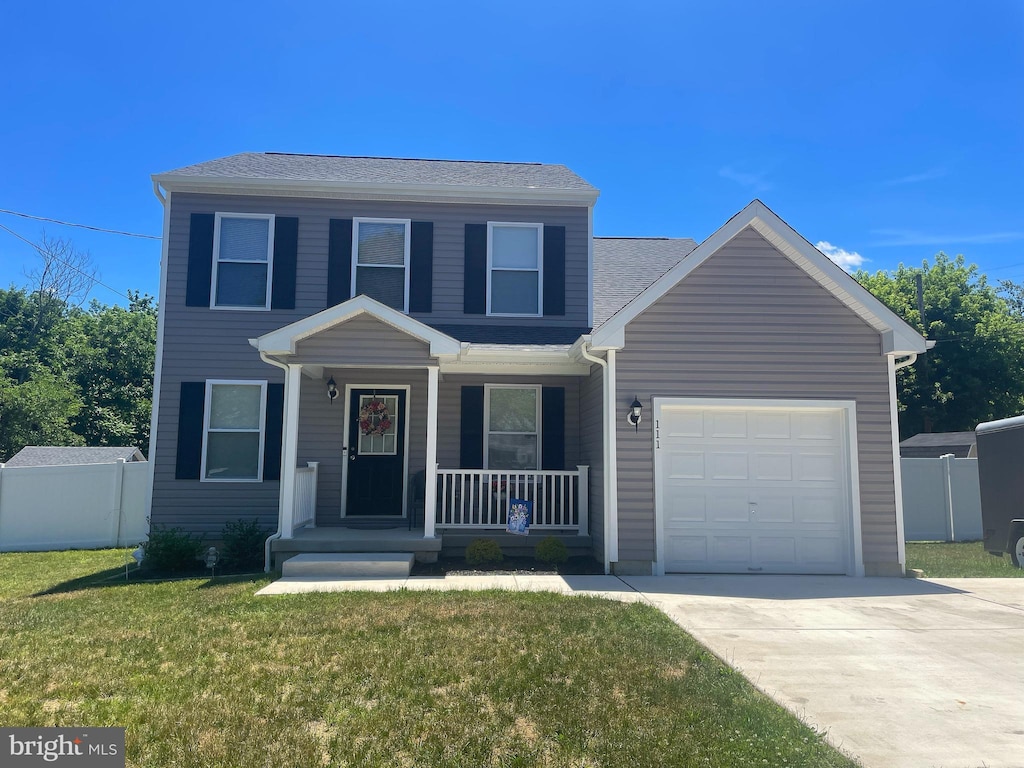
[{"x1": 345, "y1": 389, "x2": 406, "y2": 516}]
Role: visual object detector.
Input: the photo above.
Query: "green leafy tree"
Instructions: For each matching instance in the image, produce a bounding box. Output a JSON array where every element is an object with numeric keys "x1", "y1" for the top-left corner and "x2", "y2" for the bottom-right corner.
[
  {"x1": 856, "y1": 254, "x2": 1024, "y2": 437},
  {"x1": 0, "y1": 366, "x2": 83, "y2": 460}
]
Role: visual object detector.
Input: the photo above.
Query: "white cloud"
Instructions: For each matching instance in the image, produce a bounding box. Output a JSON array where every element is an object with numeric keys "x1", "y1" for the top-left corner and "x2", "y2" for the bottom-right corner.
[
  {"x1": 718, "y1": 165, "x2": 772, "y2": 192},
  {"x1": 816, "y1": 241, "x2": 866, "y2": 272},
  {"x1": 882, "y1": 168, "x2": 947, "y2": 186}
]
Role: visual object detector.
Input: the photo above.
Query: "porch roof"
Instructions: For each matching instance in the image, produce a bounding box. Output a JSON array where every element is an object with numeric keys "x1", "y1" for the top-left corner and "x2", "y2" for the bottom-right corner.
[{"x1": 250, "y1": 295, "x2": 593, "y2": 375}]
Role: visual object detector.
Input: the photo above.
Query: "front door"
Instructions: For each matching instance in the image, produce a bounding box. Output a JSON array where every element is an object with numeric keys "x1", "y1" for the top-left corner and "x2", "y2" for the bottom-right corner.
[{"x1": 345, "y1": 389, "x2": 406, "y2": 516}]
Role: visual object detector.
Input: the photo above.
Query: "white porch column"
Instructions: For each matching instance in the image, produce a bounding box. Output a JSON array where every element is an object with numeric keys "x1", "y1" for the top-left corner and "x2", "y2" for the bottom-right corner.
[
  {"x1": 423, "y1": 365, "x2": 439, "y2": 539},
  {"x1": 279, "y1": 363, "x2": 303, "y2": 539}
]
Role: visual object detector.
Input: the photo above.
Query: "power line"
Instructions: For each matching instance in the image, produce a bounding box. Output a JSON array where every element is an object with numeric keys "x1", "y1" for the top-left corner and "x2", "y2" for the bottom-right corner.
[
  {"x1": 0, "y1": 221, "x2": 131, "y2": 301},
  {"x1": 0, "y1": 207, "x2": 160, "y2": 240}
]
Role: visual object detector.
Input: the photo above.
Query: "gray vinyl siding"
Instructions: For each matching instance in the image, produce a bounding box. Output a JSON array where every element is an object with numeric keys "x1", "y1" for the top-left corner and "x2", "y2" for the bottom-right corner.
[
  {"x1": 614, "y1": 226, "x2": 898, "y2": 571},
  {"x1": 151, "y1": 191, "x2": 587, "y2": 532},
  {"x1": 167, "y1": 192, "x2": 589, "y2": 330},
  {"x1": 579, "y1": 363, "x2": 605, "y2": 556},
  {"x1": 292, "y1": 314, "x2": 432, "y2": 366}
]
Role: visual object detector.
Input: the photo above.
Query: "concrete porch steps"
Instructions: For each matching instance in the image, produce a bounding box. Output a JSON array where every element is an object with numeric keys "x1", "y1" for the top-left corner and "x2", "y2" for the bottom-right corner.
[{"x1": 281, "y1": 553, "x2": 415, "y2": 578}]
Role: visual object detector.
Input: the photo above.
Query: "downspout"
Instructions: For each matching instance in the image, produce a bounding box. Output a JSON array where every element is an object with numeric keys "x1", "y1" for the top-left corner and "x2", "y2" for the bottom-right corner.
[
  {"x1": 260, "y1": 350, "x2": 290, "y2": 572},
  {"x1": 580, "y1": 342, "x2": 618, "y2": 574},
  {"x1": 144, "y1": 183, "x2": 170, "y2": 542},
  {"x1": 888, "y1": 352, "x2": 919, "y2": 575}
]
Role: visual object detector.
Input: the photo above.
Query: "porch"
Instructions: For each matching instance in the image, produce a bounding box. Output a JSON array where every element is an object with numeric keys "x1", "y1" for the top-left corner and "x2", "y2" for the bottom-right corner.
[{"x1": 271, "y1": 464, "x2": 591, "y2": 566}]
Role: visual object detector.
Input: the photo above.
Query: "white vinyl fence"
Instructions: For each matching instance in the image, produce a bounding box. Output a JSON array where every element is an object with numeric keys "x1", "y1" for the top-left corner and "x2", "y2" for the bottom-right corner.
[
  {"x1": 901, "y1": 455, "x2": 982, "y2": 541},
  {"x1": 0, "y1": 459, "x2": 149, "y2": 551}
]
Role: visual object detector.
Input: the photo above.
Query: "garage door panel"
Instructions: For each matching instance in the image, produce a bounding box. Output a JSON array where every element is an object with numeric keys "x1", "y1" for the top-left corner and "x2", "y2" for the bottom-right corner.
[
  {"x1": 658, "y1": 403, "x2": 852, "y2": 575},
  {"x1": 709, "y1": 451, "x2": 749, "y2": 480},
  {"x1": 710, "y1": 535, "x2": 752, "y2": 564},
  {"x1": 796, "y1": 451, "x2": 842, "y2": 482},
  {"x1": 709, "y1": 411, "x2": 748, "y2": 438},
  {"x1": 752, "y1": 495, "x2": 795, "y2": 523},
  {"x1": 667, "y1": 451, "x2": 705, "y2": 480},
  {"x1": 752, "y1": 411, "x2": 792, "y2": 439},
  {"x1": 753, "y1": 452, "x2": 793, "y2": 481},
  {"x1": 664, "y1": 490, "x2": 706, "y2": 524},
  {"x1": 707, "y1": 492, "x2": 751, "y2": 523}
]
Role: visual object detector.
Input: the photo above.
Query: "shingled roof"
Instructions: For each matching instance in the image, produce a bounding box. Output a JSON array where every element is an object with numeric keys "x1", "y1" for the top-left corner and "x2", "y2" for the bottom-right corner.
[
  {"x1": 155, "y1": 152, "x2": 596, "y2": 193},
  {"x1": 592, "y1": 237, "x2": 698, "y2": 327},
  {"x1": 4, "y1": 446, "x2": 146, "y2": 467}
]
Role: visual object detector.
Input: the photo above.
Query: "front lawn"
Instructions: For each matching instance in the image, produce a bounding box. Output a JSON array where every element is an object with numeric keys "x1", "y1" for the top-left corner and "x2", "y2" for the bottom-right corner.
[
  {"x1": 0, "y1": 550, "x2": 856, "y2": 768},
  {"x1": 907, "y1": 540, "x2": 1024, "y2": 578}
]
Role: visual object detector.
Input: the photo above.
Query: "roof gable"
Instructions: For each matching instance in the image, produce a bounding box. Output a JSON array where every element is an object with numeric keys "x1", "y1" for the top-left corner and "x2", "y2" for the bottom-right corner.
[
  {"x1": 591, "y1": 200, "x2": 927, "y2": 355},
  {"x1": 250, "y1": 295, "x2": 462, "y2": 357}
]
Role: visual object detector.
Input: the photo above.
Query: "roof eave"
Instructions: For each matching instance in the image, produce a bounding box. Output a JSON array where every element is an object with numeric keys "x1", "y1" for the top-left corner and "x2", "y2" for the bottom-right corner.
[{"x1": 150, "y1": 173, "x2": 599, "y2": 206}]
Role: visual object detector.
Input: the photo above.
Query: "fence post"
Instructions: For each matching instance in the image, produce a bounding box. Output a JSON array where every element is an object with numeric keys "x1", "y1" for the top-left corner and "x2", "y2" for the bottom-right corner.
[
  {"x1": 940, "y1": 453, "x2": 956, "y2": 542},
  {"x1": 113, "y1": 458, "x2": 127, "y2": 546},
  {"x1": 577, "y1": 465, "x2": 589, "y2": 536},
  {"x1": 0, "y1": 463, "x2": 4, "y2": 548}
]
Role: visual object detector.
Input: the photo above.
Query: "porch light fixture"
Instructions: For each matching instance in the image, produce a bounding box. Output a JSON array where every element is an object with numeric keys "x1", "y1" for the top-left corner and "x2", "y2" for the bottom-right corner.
[
  {"x1": 627, "y1": 397, "x2": 643, "y2": 432},
  {"x1": 327, "y1": 377, "x2": 338, "y2": 404}
]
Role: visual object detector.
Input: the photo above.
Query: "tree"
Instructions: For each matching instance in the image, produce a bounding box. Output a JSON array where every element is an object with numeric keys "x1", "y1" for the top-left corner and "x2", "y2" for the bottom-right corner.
[
  {"x1": 68, "y1": 292, "x2": 157, "y2": 453},
  {"x1": 856, "y1": 254, "x2": 1024, "y2": 437},
  {"x1": 0, "y1": 366, "x2": 83, "y2": 461}
]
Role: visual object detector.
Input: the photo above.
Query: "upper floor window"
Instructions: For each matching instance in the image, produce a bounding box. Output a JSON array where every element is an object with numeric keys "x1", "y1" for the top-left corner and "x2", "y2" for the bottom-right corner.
[
  {"x1": 212, "y1": 213, "x2": 275, "y2": 310},
  {"x1": 201, "y1": 380, "x2": 267, "y2": 481},
  {"x1": 352, "y1": 218, "x2": 410, "y2": 312},
  {"x1": 484, "y1": 385, "x2": 540, "y2": 470},
  {"x1": 487, "y1": 222, "x2": 543, "y2": 316}
]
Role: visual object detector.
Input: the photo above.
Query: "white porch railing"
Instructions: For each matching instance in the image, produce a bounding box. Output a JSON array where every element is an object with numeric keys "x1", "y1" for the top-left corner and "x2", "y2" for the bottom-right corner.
[
  {"x1": 292, "y1": 461, "x2": 319, "y2": 532},
  {"x1": 435, "y1": 466, "x2": 588, "y2": 533}
]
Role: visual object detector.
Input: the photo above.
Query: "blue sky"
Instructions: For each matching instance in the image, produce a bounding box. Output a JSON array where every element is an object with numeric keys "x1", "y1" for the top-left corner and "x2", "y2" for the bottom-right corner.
[{"x1": 0, "y1": 1, "x2": 1021, "y2": 305}]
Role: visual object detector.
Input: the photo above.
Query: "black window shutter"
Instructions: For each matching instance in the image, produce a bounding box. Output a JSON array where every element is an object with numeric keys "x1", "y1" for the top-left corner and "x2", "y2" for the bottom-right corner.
[
  {"x1": 409, "y1": 221, "x2": 434, "y2": 313},
  {"x1": 541, "y1": 387, "x2": 566, "y2": 470},
  {"x1": 327, "y1": 219, "x2": 353, "y2": 307},
  {"x1": 464, "y1": 223, "x2": 487, "y2": 314},
  {"x1": 263, "y1": 383, "x2": 284, "y2": 481},
  {"x1": 185, "y1": 213, "x2": 215, "y2": 307},
  {"x1": 460, "y1": 386, "x2": 485, "y2": 469},
  {"x1": 271, "y1": 217, "x2": 298, "y2": 310},
  {"x1": 175, "y1": 382, "x2": 206, "y2": 479},
  {"x1": 543, "y1": 225, "x2": 566, "y2": 316}
]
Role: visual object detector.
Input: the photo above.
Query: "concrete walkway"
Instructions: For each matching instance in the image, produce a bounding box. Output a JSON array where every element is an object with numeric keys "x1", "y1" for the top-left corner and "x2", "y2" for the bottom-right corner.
[{"x1": 257, "y1": 573, "x2": 1024, "y2": 768}]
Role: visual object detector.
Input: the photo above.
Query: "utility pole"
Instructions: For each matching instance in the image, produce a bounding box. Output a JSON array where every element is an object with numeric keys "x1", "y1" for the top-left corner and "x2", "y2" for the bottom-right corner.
[{"x1": 916, "y1": 273, "x2": 933, "y2": 433}]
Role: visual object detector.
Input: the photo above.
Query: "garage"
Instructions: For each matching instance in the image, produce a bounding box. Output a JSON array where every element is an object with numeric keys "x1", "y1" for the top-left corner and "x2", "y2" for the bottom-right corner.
[{"x1": 654, "y1": 399, "x2": 859, "y2": 575}]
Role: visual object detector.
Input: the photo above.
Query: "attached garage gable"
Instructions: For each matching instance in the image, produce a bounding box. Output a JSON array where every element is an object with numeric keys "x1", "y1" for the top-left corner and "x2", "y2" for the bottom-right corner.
[{"x1": 655, "y1": 400, "x2": 860, "y2": 575}]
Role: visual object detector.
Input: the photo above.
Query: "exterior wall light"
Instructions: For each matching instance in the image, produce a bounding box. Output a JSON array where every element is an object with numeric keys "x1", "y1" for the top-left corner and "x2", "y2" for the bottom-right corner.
[
  {"x1": 327, "y1": 377, "x2": 338, "y2": 404},
  {"x1": 627, "y1": 397, "x2": 643, "y2": 431}
]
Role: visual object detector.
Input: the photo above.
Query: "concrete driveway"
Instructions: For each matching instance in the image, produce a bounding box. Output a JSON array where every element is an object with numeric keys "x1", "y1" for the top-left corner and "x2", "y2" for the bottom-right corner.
[{"x1": 622, "y1": 575, "x2": 1024, "y2": 768}]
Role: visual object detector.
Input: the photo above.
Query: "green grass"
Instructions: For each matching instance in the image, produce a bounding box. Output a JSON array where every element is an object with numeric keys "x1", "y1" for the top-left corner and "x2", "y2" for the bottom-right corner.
[
  {"x1": 0, "y1": 550, "x2": 856, "y2": 768},
  {"x1": 907, "y1": 541, "x2": 1024, "y2": 578}
]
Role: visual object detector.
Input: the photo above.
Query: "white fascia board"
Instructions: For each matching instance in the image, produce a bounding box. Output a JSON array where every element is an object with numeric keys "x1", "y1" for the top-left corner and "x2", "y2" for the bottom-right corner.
[
  {"x1": 448, "y1": 344, "x2": 591, "y2": 375},
  {"x1": 250, "y1": 295, "x2": 461, "y2": 357},
  {"x1": 151, "y1": 173, "x2": 600, "y2": 207},
  {"x1": 591, "y1": 200, "x2": 928, "y2": 356}
]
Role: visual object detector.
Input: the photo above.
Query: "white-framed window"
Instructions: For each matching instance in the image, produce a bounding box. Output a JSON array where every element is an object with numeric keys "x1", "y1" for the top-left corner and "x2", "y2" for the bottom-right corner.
[
  {"x1": 200, "y1": 380, "x2": 267, "y2": 482},
  {"x1": 484, "y1": 384, "x2": 541, "y2": 470},
  {"x1": 351, "y1": 217, "x2": 411, "y2": 312},
  {"x1": 487, "y1": 222, "x2": 543, "y2": 316},
  {"x1": 211, "y1": 213, "x2": 275, "y2": 310}
]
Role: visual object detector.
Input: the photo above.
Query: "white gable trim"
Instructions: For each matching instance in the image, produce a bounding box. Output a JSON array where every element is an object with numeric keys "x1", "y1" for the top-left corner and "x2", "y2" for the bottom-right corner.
[
  {"x1": 591, "y1": 200, "x2": 927, "y2": 356},
  {"x1": 250, "y1": 295, "x2": 461, "y2": 357}
]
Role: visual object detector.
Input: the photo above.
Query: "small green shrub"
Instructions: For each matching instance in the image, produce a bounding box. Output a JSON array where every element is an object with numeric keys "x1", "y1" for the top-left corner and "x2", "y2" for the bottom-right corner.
[
  {"x1": 465, "y1": 538, "x2": 503, "y2": 566},
  {"x1": 139, "y1": 522, "x2": 203, "y2": 572},
  {"x1": 535, "y1": 536, "x2": 569, "y2": 566},
  {"x1": 220, "y1": 518, "x2": 271, "y2": 570}
]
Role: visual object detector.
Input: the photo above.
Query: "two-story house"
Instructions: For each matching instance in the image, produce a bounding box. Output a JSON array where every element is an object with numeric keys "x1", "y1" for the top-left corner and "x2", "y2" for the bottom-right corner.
[{"x1": 148, "y1": 152, "x2": 927, "y2": 577}]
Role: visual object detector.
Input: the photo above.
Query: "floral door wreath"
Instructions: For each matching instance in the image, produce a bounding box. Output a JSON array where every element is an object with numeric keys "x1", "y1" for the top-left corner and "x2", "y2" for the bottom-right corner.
[{"x1": 359, "y1": 398, "x2": 392, "y2": 436}]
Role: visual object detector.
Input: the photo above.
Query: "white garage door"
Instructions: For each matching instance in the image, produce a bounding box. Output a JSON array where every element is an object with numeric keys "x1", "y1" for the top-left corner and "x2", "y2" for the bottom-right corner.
[{"x1": 656, "y1": 402, "x2": 853, "y2": 574}]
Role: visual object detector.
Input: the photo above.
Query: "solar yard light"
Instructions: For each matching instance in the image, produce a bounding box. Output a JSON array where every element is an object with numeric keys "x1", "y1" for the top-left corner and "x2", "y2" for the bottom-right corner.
[{"x1": 205, "y1": 546, "x2": 219, "y2": 577}]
